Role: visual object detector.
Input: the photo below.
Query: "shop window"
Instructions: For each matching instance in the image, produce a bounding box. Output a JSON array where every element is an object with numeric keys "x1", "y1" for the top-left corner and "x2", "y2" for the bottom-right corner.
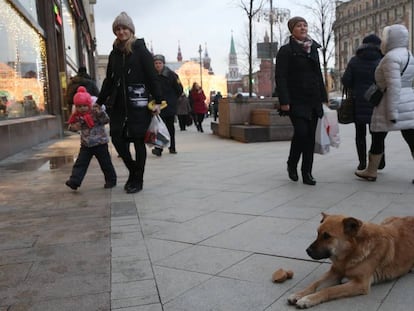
[{"x1": 0, "y1": 0, "x2": 47, "y2": 120}]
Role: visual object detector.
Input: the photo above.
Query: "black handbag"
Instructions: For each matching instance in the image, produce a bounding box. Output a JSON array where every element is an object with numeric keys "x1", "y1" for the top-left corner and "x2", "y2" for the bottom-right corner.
[
  {"x1": 364, "y1": 51, "x2": 410, "y2": 107},
  {"x1": 364, "y1": 83, "x2": 384, "y2": 107},
  {"x1": 338, "y1": 88, "x2": 354, "y2": 124}
]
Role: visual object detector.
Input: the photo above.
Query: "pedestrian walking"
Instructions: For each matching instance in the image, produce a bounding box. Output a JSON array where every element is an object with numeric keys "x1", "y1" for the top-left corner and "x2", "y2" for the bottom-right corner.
[
  {"x1": 152, "y1": 54, "x2": 183, "y2": 156},
  {"x1": 275, "y1": 16, "x2": 327, "y2": 185},
  {"x1": 189, "y1": 82, "x2": 207, "y2": 133},
  {"x1": 342, "y1": 34, "x2": 385, "y2": 171},
  {"x1": 65, "y1": 86, "x2": 117, "y2": 190},
  {"x1": 96, "y1": 11, "x2": 163, "y2": 193},
  {"x1": 176, "y1": 93, "x2": 191, "y2": 131},
  {"x1": 355, "y1": 24, "x2": 414, "y2": 183}
]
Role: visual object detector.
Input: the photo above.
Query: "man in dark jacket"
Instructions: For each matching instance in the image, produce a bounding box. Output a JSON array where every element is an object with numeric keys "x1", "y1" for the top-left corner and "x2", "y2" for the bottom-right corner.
[
  {"x1": 66, "y1": 66, "x2": 99, "y2": 115},
  {"x1": 152, "y1": 54, "x2": 183, "y2": 156}
]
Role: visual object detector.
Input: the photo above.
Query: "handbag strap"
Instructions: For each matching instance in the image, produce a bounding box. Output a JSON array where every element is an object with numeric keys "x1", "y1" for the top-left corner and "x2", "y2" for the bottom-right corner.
[{"x1": 401, "y1": 51, "x2": 410, "y2": 76}]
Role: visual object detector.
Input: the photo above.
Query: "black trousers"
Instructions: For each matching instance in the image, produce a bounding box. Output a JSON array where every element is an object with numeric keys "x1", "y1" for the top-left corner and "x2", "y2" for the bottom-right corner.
[
  {"x1": 68, "y1": 143, "x2": 116, "y2": 186},
  {"x1": 177, "y1": 114, "x2": 187, "y2": 130},
  {"x1": 370, "y1": 129, "x2": 414, "y2": 155},
  {"x1": 355, "y1": 123, "x2": 368, "y2": 163},
  {"x1": 160, "y1": 115, "x2": 176, "y2": 150},
  {"x1": 288, "y1": 115, "x2": 318, "y2": 174},
  {"x1": 111, "y1": 135, "x2": 146, "y2": 183},
  {"x1": 195, "y1": 113, "x2": 205, "y2": 131}
]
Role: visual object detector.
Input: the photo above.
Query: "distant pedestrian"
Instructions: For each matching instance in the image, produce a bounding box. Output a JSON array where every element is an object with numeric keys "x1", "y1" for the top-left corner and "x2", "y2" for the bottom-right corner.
[
  {"x1": 212, "y1": 91, "x2": 222, "y2": 121},
  {"x1": 65, "y1": 86, "x2": 117, "y2": 190},
  {"x1": 66, "y1": 66, "x2": 99, "y2": 115},
  {"x1": 152, "y1": 54, "x2": 183, "y2": 156},
  {"x1": 176, "y1": 93, "x2": 191, "y2": 131},
  {"x1": 189, "y1": 82, "x2": 207, "y2": 132},
  {"x1": 342, "y1": 34, "x2": 385, "y2": 171}
]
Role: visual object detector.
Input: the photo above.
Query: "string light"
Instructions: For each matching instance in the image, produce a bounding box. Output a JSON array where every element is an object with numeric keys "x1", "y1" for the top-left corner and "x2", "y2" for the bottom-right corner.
[{"x1": 0, "y1": 0, "x2": 47, "y2": 116}]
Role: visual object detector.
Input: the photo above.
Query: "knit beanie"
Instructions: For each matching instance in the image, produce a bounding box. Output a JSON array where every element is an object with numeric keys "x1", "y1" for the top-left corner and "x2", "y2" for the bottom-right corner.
[
  {"x1": 362, "y1": 34, "x2": 381, "y2": 47},
  {"x1": 287, "y1": 16, "x2": 307, "y2": 33},
  {"x1": 153, "y1": 54, "x2": 165, "y2": 64},
  {"x1": 73, "y1": 86, "x2": 92, "y2": 106},
  {"x1": 112, "y1": 12, "x2": 135, "y2": 34}
]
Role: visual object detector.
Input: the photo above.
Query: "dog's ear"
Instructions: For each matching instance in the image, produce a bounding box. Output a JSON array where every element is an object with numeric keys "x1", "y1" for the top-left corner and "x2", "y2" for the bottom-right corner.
[
  {"x1": 342, "y1": 217, "x2": 362, "y2": 236},
  {"x1": 320, "y1": 212, "x2": 329, "y2": 223}
]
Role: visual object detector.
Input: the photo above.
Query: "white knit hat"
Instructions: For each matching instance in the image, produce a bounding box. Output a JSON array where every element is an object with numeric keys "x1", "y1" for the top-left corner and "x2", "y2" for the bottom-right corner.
[{"x1": 112, "y1": 12, "x2": 135, "y2": 34}]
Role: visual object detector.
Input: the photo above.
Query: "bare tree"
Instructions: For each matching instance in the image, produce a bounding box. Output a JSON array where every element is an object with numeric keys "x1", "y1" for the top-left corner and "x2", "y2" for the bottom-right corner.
[
  {"x1": 237, "y1": 0, "x2": 265, "y2": 97},
  {"x1": 303, "y1": 0, "x2": 335, "y2": 92}
]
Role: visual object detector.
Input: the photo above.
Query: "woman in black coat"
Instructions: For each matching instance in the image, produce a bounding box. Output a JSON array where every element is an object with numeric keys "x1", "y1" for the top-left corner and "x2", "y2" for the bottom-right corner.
[
  {"x1": 341, "y1": 34, "x2": 384, "y2": 170},
  {"x1": 97, "y1": 12, "x2": 163, "y2": 194},
  {"x1": 275, "y1": 16, "x2": 327, "y2": 185}
]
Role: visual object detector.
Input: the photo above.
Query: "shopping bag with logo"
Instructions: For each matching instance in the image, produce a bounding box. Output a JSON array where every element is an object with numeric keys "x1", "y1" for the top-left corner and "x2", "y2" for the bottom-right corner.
[
  {"x1": 144, "y1": 115, "x2": 170, "y2": 148},
  {"x1": 314, "y1": 115, "x2": 330, "y2": 155},
  {"x1": 323, "y1": 105, "x2": 340, "y2": 148}
]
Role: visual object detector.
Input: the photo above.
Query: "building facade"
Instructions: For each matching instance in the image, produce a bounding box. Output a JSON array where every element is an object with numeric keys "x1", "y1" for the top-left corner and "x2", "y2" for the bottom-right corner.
[
  {"x1": 334, "y1": 0, "x2": 412, "y2": 77},
  {"x1": 0, "y1": 0, "x2": 97, "y2": 160}
]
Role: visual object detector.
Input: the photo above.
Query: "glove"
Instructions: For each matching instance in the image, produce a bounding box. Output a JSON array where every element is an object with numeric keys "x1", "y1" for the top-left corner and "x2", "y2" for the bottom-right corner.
[
  {"x1": 152, "y1": 104, "x2": 161, "y2": 115},
  {"x1": 278, "y1": 109, "x2": 289, "y2": 117}
]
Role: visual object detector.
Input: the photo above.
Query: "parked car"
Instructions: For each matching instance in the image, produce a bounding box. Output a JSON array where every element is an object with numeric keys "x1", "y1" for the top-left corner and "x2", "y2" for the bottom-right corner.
[{"x1": 328, "y1": 97, "x2": 342, "y2": 110}]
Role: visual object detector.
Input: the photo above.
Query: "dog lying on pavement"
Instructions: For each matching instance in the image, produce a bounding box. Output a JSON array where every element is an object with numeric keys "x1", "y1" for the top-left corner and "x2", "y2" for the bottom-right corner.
[{"x1": 288, "y1": 213, "x2": 414, "y2": 309}]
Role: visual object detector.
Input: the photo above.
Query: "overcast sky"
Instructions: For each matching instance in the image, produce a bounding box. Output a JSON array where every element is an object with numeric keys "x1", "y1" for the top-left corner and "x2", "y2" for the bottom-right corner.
[{"x1": 93, "y1": 0, "x2": 307, "y2": 77}]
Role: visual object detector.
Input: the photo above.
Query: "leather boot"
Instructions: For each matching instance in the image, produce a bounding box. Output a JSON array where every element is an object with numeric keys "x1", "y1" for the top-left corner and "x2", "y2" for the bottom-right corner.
[
  {"x1": 356, "y1": 140, "x2": 366, "y2": 170},
  {"x1": 378, "y1": 154, "x2": 385, "y2": 170},
  {"x1": 302, "y1": 173, "x2": 316, "y2": 185},
  {"x1": 287, "y1": 163, "x2": 298, "y2": 181},
  {"x1": 355, "y1": 153, "x2": 383, "y2": 181},
  {"x1": 125, "y1": 164, "x2": 143, "y2": 194},
  {"x1": 123, "y1": 160, "x2": 136, "y2": 190}
]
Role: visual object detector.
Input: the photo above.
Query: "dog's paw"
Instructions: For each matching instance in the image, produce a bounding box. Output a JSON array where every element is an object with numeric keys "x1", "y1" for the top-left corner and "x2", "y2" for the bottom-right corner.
[
  {"x1": 287, "y1": 293, "x2": 300, "y2": 305},
  {"x1": 296, "y1": 296, "x2": 315, "y2": 309}
]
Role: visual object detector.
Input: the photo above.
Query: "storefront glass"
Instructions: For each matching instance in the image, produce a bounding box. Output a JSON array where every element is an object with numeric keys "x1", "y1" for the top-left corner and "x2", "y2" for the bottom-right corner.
[
  {"x1": 0, "y1": 0, "x2": 48, "y2": 120},
  {"x1": 17, "y1": 0, "x2": 38, "y2": 23}
]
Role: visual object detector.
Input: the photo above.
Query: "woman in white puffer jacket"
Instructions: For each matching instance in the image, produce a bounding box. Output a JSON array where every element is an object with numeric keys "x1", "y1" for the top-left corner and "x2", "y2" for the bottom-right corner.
[{"x1": 356, "y1": 24, "x2": 414, "y2": 183}]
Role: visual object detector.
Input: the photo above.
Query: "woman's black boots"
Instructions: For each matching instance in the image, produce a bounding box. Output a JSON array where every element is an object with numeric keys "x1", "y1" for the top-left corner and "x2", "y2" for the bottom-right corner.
[
  {"x1": 124, "y1": 160, "x2": 143, "y2": 194},
  {"x1": 287, "y1": 163, "x2": 298, "y2": 181},
  {"x1": 302, "y1": 172, "x2": 316, "y2": 185}
]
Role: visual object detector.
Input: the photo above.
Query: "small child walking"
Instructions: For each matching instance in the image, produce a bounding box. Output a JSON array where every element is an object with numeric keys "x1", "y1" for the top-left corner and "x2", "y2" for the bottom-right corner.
[{"x1": 65, "y1": 86, "x2": 117, "y2": 190}]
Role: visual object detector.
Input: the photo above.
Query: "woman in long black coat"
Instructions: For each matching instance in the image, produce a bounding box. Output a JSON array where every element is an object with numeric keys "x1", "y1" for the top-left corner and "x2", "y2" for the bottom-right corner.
[
  {"x1": 341, "y1": 34, "x2": 384, "y2": 170},
  {"x1": 275, "y1": 16, "x2": 327, "y2": 185},
  {"x1": 97, "y1": 12, "x2": 163, "y2": 193}
]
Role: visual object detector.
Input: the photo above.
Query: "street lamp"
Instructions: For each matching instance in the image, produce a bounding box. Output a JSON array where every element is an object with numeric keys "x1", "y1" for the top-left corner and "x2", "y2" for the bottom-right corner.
[{"x1": 198, "y1": 44, "x2": 203, "y2": 88}]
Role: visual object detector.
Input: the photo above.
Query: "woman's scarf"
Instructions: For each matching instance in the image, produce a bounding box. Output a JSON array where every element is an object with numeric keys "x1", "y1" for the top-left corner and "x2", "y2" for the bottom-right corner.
[
  {"x1": 68, "y1": 111, "x2": 94, "y2": 128},
  {"x1": 294, "y1": 36, "x2": 313, "y2": 53}
]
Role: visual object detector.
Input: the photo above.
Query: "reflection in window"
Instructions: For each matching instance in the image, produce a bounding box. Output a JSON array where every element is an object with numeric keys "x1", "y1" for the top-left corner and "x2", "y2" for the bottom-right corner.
[
  {"x1": 17, "y1": 0, "x2": 38, "y2": 23},
  {"x1": 0, "y1": 0, "x2": 47, "y2": 120}
]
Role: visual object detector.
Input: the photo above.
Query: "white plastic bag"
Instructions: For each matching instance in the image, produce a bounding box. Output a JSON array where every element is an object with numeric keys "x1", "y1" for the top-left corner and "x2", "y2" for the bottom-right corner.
[
  {"x1": 314, "y1": 116, "x2": 330, "y2": 155},
  {"x1": 323, "y1": 105, "x2": 340, "y2": 148},
  {"x1": 144, "y1": 115, "x2": 170, "y2": 148}
]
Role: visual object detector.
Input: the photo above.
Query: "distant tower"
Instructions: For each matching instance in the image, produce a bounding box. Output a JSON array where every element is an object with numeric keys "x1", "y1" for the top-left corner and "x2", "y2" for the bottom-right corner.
[
  {"x1": 203, "y1": 43, "x2": 214, "y2": 75},
  {"x1": 226, "y1": 32, "x2": 242, "y2": 94},
  {"x1": 177, "y1": 41, "x2": 183, "y2": 62},
  {"x1": 226, "y1": 33, "x2": 241, "y2": 82}
]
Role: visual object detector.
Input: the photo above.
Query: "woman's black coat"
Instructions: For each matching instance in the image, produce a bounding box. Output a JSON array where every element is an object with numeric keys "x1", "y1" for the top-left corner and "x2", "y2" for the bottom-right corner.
[
  {"x1": 97, "y1": 39, "x2": 162, "y2": 138},
  {"x1": 275, "y1": 37, "x2": 327, "y2": 120},
  {"x1": 341, "y1": 44, "x2": 382, "y2": 124}
]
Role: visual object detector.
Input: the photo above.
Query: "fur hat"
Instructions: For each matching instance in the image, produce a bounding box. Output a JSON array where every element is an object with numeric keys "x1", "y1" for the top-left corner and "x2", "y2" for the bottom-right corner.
[
  {"x1": 153, "y1": 54, "x2": 165, "y2": 64},
  {"x1": 73, "y1": 86, "x2": 92, "y2": 106},
  {"x1": 287, "y1": 16, "x2": 307, "y2": 33},
  {"x1": 362, "y1": 34, "x2": 381, "y2": 47},
  {"x1": 112, "y1": 12, "x2": 135, "y2": 34}
]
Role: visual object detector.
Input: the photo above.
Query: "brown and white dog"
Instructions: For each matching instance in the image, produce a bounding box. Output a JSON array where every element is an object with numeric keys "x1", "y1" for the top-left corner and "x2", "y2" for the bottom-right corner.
[{"x1": 288, "y1": 213, "x2": 414, "y2": 308}]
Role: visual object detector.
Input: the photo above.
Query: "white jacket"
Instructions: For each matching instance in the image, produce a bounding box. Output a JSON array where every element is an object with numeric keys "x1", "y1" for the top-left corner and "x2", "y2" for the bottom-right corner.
[{"x1": 371, "y1": 24, "x2": 414, "y2": 132}]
